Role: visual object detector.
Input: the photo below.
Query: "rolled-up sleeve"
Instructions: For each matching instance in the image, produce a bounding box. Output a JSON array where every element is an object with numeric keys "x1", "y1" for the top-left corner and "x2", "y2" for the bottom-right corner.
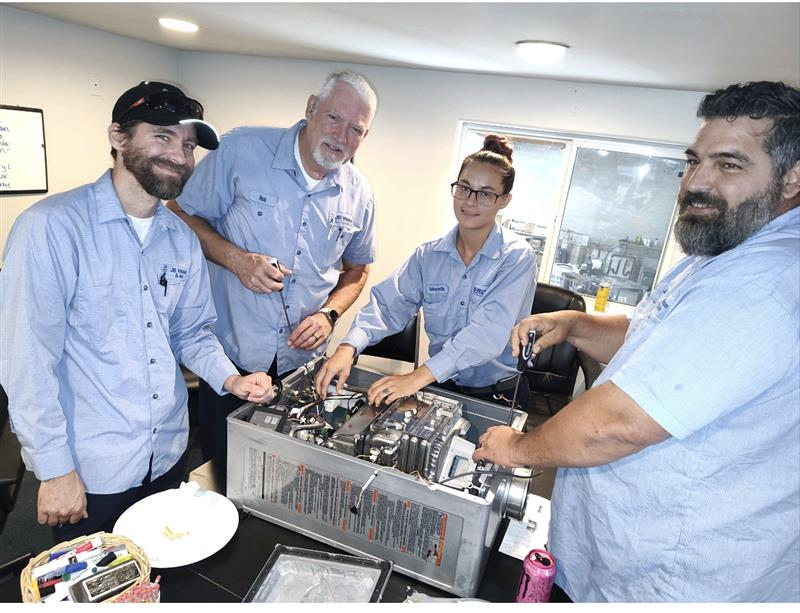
[
  {"x1": 0, "y1": 212, "x2": 75, "y2": 481},
  {"x1": 342, "y1": 192, "x2": 377, "y2": 265},
  {"x1": 611, "y1": 278, "x2": 798, "y2": 439}
]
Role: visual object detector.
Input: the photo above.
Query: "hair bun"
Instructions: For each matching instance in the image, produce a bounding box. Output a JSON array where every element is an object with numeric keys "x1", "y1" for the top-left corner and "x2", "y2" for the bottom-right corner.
[{"x1": 482, "y1": 134, "x2": 513, "y2": 161}]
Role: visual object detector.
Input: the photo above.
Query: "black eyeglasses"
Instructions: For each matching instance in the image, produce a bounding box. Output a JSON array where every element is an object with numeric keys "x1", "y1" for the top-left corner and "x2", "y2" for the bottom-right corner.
[
  {"x1": 118, "y1": 92, "x2": 204, "y2": 123},
  {"x1": 450, "y1": 182, "x2": 505, "y2": 208}
]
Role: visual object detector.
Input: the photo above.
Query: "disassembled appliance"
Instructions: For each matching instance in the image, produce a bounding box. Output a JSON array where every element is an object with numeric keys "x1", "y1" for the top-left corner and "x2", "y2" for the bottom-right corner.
[{"x1": 227, "y1": 358, "x2": 532, "y2": 597}]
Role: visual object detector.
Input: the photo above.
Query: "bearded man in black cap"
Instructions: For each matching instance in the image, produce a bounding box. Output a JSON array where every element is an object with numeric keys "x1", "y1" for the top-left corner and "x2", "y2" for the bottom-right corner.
[{"x1": 0, "y1": 81, "x2": 275, "y2": 542}]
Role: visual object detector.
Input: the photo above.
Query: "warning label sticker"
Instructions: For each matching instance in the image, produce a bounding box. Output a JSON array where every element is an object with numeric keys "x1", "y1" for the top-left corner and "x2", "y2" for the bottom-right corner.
[{"x1": 244, "y1": 447, "x2": 458, "y2": 567}]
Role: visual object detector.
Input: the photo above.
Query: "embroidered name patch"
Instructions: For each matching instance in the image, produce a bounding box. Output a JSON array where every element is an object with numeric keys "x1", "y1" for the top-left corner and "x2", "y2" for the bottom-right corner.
[{"x1": 427, "y1": 284, "x2": 448, "y2": 294}]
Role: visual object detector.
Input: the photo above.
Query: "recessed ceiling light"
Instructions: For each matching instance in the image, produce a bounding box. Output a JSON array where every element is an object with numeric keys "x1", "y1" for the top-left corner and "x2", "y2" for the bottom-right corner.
[
  {"x1": 515, "y1": 40, "x2": 570, "y2": 62},
  {"x1": 158, "y1": 18, "x2": 199, "y2": 33}
]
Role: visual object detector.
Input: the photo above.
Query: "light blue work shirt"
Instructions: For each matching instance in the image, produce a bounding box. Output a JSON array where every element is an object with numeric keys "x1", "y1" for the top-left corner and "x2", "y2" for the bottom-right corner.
[
  {"x1": 550, "y1": 207, "x2": 800, "y2": 602},
  {"x1": 176, "y1": 121, "x2": 376, "y2": 374},
  {"x1": 0, "y1": 171, "x2": 238, "y2": 494},
  {"x1": 342, "y1": 224, "x2": 537, "y2": 387}
]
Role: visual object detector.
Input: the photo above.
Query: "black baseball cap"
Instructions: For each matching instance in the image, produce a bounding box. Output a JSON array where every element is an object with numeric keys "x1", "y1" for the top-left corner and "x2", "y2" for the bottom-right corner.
[{"x1": 112, "y1": 81, "x2": 219, "y2": 150}]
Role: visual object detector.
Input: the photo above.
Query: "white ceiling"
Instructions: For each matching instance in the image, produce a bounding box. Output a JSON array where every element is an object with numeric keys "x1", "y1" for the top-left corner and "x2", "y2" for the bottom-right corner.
[{"x1": 11, "y1": 2, "x2": 800, "y2": 92}]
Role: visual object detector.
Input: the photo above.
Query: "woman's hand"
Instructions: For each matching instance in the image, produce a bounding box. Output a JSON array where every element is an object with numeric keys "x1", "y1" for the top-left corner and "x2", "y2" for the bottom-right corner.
[{"x1": 367, "y1": 366, "x2": 436, "y2": 406}]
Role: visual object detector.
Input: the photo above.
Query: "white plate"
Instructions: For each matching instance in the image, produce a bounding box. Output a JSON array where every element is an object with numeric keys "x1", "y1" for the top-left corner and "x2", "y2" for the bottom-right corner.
[{"x1": 113, "y1": 481, "x2": 239, "y2": 568}]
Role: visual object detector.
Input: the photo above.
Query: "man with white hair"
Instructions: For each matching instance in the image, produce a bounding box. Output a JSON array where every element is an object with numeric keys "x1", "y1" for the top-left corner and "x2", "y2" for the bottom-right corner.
[{"x1": 168, "y1": 70, "x2": 379, "y2": 463}]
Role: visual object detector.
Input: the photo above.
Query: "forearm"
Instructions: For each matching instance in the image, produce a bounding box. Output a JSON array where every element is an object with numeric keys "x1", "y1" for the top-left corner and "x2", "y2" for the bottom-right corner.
[
  {"x1": 323, "y1": 264, "x2": 369, "y2": 314},
  {"x1": 166, "y1": 200, "x2": 243, "y2": 271},
  {"x1": 506, "y1": 382, "x2": 669, "y2": 468},
  {"x1": 564, "y1": 312, "x2": 629, "y2": 364}
]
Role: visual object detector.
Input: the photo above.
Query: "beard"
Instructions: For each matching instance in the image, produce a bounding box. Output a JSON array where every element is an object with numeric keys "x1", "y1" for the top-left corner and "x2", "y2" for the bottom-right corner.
[
  {"x1": 122, "y1": 146, "x2": 192, "y2": 200},
  {"x1": 673, "y1": 178, "x2": 782, "y2": 256},
  {"x1": 312, "y1": 136, "x2": 351, "y2": 171}
]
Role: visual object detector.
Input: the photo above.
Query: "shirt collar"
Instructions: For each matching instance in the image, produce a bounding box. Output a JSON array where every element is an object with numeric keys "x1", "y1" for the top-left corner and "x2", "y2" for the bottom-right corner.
[
  {"x1": 93, "y1": 169, "x2": 179, "y2": 232},
  {"x1": 433, "y1": 223, "x2": 505, "y2": 263},
  {"x1": 274, "y1": 120, "x2": 342, "y2": 192}
]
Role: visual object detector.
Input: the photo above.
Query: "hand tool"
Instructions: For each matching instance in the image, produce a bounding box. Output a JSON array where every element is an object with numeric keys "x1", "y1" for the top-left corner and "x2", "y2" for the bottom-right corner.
[{"x1": 506, "y1": 330, "x2": 536, "y2": 426}]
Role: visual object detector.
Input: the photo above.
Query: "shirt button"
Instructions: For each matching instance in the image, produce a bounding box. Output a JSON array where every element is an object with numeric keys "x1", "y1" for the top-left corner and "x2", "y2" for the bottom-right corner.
[
  {"x1": 462, "y1": 274, "x2": 467, "y2": 279},
  {"x1": 296, "y1": 250, "x2": 301, "y2": 256},
  {"x1": 143, "y1": 284, "x2": 149, "y2": 291},
  {"x1": 152, "y1": 427, "x2": 157, "y2": 434},
  {"x1": 279, "y1": 328, "x2": 284, "y2": 334},
  {"x1": 257, "y1": 211, "x2": 263, "y2": 216},
  {"x1": 460, "y1": 301, "x2": 465, "y2": 306},
  {"x1": 152, "y1": 393, "x2": 159, "y2": 399},
  {"x1": 291, "y1": 279, "x2": 296, "y2": 284},
  {"x1": 149, "y1": 358, "x2": 156, "y2": 364},
  {"x1": 146, "y1": 322, "x2": 153, "y2": 328},
  {"x1": 302, "y1": 221, "x2": 307, "y2": 227}
]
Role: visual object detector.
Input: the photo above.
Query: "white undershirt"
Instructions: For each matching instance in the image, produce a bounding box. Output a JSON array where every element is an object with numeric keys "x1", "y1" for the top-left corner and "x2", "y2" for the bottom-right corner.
[
  {"x1": 294, "y1": 132, "x2": 321, "y2": 189},
  {"x1": 126, "y1": 213, "x2": 155, "y2": 243}
]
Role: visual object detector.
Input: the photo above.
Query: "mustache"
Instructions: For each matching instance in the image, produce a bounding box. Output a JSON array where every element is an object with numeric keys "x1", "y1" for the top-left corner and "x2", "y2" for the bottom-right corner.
[
  {"x1": 152, "y1": 157, "x2": 190, "y2": 175},
  {"x1": 679, "y1": 191, "x2": 728, "y2": 212},
  {"x1": 320, "y1": 137, "x2": 347, "y2": 154}
]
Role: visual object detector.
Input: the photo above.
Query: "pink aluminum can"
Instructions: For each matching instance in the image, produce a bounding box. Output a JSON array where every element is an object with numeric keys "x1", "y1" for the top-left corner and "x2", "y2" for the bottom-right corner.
[{"x1": 515, "y1": 548, "x2": 556, "y2": 603}]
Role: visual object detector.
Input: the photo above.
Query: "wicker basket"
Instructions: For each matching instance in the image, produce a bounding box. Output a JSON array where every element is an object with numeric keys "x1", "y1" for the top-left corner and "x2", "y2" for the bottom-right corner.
[{"x1": 20, "y1": 531, "x2": 150, "y2": 603}]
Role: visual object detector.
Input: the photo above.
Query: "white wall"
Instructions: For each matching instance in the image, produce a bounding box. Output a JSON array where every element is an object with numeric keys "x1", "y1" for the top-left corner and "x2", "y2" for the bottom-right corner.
[
  {"x1": 0, "y1": 5, "x2": 181, "y2": 259},
  {"x1": 180, "y1": 52, "x2": 704, "y2": 335},
  {"x1": 1, "y1": 6, "x2": 706, "y2": 354}
]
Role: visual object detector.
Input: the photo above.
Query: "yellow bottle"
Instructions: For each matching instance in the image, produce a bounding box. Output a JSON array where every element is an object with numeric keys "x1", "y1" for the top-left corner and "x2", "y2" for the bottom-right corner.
[{"x1": 594, "y1": 281, "x2": 611, "y2": 312}]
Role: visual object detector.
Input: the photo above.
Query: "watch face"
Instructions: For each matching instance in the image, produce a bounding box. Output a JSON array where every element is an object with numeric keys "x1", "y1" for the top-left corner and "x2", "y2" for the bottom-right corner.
[{"x1": 326, "y1": 309, "x2": 339, "y2": 324}]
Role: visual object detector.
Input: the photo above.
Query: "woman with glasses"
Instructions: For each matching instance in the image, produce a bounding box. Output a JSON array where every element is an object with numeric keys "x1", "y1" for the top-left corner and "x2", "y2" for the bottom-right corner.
[{"x1": 315, "y1": 135, "x2": 537, "y2": 409}]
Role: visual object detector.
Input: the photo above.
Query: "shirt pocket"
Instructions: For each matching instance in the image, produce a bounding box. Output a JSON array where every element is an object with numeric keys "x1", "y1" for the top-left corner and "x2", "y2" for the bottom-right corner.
[
  {"x1": 75, "y1": 283, "x2": 128, "y2": 346},
  {"x1": 422, "y1": 285, "x2": 456, "y2": 335},
  {"x1": 238, "y1": 185, "x2": 278, "y2": 218},
  {"x1": 154, "y1": 264, "x2": 190, "y2": 317},
  {"x1": 320, "y1": 209, "x2": 357, "y2": 267}
]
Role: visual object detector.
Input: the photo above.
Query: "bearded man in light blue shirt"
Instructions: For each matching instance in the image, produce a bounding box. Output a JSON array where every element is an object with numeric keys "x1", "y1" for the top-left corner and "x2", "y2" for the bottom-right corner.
[
  {"x1": 168, "y1": 71, "x2": 378, "y2": 463},
  {"x1": 0, "y1": 81, "x2": 274, "y2": 543},
  {"x1": 475, "y1": 81, "x2": 800, "y2": 602}
]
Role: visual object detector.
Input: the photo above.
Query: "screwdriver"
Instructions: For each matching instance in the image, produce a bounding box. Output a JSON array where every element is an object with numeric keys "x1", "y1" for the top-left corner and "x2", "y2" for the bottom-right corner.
[
  {"x1": 271, "y1": 259, "x2": 293, "y2": 332},
  {"x1": 506, "y1": 330, "x2": 536, "y2": 426}
]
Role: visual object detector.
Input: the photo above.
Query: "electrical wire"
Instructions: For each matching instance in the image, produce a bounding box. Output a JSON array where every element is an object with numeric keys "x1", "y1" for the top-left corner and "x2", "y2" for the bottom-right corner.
[{"x1": 437, "y1": 468, "x2": 542, "y2": 485}]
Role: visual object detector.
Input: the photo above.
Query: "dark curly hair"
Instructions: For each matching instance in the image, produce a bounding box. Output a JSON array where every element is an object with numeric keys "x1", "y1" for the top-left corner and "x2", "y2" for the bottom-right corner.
[
  {"x1": 458, "y1": 134, "x2": 515, "y2": 194},
  {"x1": 698, "y1": 81, "x2": 800, "y2": 181}
]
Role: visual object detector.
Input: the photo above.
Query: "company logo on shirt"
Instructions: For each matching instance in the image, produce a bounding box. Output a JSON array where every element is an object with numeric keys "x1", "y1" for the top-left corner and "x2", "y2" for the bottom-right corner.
[
  {"x1": 328, "y1": 211, "x2": 355, "y2": 231},
  {"x1": 472, "y1": 286, "x2": 487, "y2": 299},
  {"x1": 160, "y1": 263, "x2": 188, "y2": 285},
  {"x1": 427, "y1": 284, "x2": 448, "y2": 294}
]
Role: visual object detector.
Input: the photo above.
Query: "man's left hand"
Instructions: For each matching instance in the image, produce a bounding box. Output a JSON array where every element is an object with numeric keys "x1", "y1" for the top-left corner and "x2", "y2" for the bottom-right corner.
[
  {"x1": 225, "y1": 372, "x2": 275, "y2": 403},
  {"x1": 473, "y1": 425, "x2": 525, "y2": 467},
  {"x1": 288, "y1": 312, "x2": 333, "y2": 351}
]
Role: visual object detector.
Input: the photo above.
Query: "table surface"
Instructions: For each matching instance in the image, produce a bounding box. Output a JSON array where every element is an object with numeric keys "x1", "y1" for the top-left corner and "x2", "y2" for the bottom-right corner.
[{"x1": 0, "y1": 459, "x2": 524, "y2": 603}]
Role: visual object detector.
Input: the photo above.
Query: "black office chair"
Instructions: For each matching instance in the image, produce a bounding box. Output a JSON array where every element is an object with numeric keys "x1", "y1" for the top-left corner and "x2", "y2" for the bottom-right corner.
[
  {"x1": 525, "y1": 283, "x2": 601, "y2": 416},
  {"x1": 354, "y1": 312, "x2": 420, "y2": 371}
]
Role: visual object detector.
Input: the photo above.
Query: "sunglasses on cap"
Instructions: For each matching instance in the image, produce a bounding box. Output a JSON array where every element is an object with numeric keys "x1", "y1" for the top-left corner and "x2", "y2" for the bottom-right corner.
[{"x1": 117, "y1": 91, "x2": 204, "y2": 124}]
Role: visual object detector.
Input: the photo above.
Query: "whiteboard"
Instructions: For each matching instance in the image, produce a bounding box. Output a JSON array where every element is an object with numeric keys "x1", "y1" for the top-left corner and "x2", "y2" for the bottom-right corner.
[{"x1": 0, "y1": 105, "x2": 48, "y2": 195}]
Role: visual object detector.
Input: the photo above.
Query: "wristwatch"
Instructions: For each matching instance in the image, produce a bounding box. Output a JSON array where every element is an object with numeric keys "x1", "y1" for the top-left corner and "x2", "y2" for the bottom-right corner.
[{"x1": 320, "y1": 307, "x2": 339, "y2": 327}]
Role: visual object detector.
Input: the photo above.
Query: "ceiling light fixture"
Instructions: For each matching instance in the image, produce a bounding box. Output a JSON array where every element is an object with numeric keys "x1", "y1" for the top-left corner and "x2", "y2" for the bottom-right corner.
[
  {"x1": 158, "y1": 18, "x2": 199, "y2": 33},
  {"x1": 515, "y1": 40, "x2": 570, "y2": 62}
]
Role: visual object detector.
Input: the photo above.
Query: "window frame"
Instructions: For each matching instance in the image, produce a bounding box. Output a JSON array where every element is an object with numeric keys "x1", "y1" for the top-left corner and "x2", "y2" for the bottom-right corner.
[{"x1": 455, "y1": 120, "x2": 688, "y2": 306}]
